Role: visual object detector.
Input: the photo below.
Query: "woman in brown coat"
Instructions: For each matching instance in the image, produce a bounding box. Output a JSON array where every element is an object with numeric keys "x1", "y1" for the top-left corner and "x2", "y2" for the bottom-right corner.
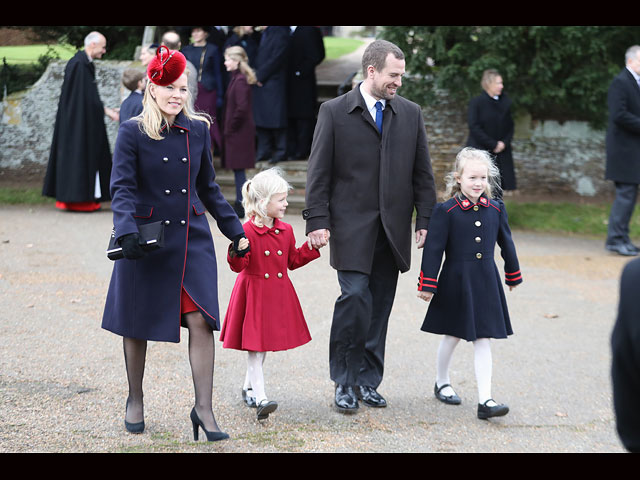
[{"x1": 222, "y1": 46, "x2": 257, "y2": 218}]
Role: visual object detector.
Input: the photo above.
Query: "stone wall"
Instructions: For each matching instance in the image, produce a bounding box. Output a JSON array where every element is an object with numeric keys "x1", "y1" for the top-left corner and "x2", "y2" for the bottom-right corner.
[
  {"x1": 1, "y1": 60, "x2": 612, "y2": 198},
  {"x1": 0, "y1": 59, "x2": 133, "y2": 171},
  {"x1": 422, "y1": 92, "x2": 611, "y2": 199}
]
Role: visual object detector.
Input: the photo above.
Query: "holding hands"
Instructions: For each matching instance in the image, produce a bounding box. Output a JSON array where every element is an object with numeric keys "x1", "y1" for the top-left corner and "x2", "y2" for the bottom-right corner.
[{"x1": 307, "y1": 229, "x2": 329, "y2": 250}]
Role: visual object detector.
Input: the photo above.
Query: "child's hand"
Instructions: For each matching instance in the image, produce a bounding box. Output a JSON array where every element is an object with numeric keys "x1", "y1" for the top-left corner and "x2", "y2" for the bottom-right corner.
[
  {"x1": 509, "y1": 284, "x2": 518, "y2": 291},
  {"x1": 417, "y1": 291, "x2": 433, "y2": 302},
  {"x1": 238, "y1": 238, "x2": 249, "y2": 251}
]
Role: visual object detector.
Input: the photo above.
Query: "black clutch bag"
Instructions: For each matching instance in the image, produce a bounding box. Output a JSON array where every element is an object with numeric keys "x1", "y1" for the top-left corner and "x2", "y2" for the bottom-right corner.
[{"x1": 107, "y1": 221, "x2": 165, "y2": 261}]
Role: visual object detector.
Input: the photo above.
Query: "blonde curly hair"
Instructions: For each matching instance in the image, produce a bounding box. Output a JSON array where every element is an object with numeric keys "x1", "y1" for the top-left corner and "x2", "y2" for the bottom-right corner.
[
  {"x1": 443, "y1": 147, "x2": 502, "y2": 200},
  {"x1": 242, "y1": 167, "x2": 292, "y2": 220}
]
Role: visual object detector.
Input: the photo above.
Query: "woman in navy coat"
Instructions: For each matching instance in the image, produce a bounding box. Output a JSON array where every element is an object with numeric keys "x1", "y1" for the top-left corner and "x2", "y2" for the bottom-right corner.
[
  {"x1": 417, "y1": 148, "x2": 522, "y2": 420},
  {"x1": 466, "y1": 69, "x2": 516, "y2": 193},
  {"x1": 102, "y1": 47, "x2": 248, "y2": 441}
]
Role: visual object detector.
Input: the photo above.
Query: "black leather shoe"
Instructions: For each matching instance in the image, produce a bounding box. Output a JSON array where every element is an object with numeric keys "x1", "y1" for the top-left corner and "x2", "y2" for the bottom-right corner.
[
  {"x1": 334, "y1": 384, "x2": 359, "y2": 413},
  {"x1": 606, "y1": 243, "x2": 639, "y2": 256},
  {"x1": 434, "y1": 382, "x2": 462, "y2": 405},
  {"x1": 124, "y1": 398, "x2": 144, "y2": 434},
  {"x1": 256, "y1": 400, "x2": 278, "y2": 420},
  {"x1": 242, "y1": 388, "x2": 257, "y2": 408},
  {"x1": 356, "y1": 385, "x2": 387, "y2": 408},
  {"x1": 477, "y1": 399, "x2": 509, "y2": 419}
]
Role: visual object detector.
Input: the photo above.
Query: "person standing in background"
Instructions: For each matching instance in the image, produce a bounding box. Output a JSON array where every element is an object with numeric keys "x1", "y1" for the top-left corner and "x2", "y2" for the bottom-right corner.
[
  {"x1": 605, "y1": 45, "x2": 640, "y2": 257},
  {"x1": 42, "y1": 31, "x2": 119, "y2": 212},
  {"x1": 252, "y1": 26, "x2": 291, "y2": 165},
  {"x1": 161, "y1": 30, "x2": 198, "y2": 107},
  {"x1": 466, "y1": 69, "x2": 515, "y2": 198},
  {"x1": 286, "y1": 26, "x2": 325, "y2": 160}
]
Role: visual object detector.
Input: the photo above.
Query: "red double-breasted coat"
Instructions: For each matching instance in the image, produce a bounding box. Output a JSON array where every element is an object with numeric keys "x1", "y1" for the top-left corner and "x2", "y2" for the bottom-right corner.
[{"x1": 220, "y1": 218, "x2": 320, "y2": 352}]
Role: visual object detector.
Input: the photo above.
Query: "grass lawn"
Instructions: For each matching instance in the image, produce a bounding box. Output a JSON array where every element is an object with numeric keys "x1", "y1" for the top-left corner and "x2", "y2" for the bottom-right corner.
[
  {"x1": 0, "y1": 44, "x2": 77, "y2": 64},
  {"x1": 323, "y1": 37, "x2": 365, "y2": 61}
]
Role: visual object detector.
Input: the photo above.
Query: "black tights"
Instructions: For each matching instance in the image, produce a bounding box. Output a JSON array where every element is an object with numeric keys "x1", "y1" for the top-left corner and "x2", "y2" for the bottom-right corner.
[{"x1": 123, "y1": 312, "x2": 222, "y2": 432}]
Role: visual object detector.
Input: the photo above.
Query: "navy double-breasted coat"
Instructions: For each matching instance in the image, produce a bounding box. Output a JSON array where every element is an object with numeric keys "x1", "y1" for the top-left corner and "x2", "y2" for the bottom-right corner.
[
  {"x1": 418, "y1": 195, "x2": 522, "y2": 341},
  {"x1": 102, "y1": 112, "x2": 244, "y2": 343}
]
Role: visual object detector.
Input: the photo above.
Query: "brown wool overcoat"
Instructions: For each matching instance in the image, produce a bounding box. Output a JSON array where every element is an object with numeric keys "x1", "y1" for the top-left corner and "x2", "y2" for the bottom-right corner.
[{"x1": 303, "y1": 84, "x2": 437, "y2": 274}]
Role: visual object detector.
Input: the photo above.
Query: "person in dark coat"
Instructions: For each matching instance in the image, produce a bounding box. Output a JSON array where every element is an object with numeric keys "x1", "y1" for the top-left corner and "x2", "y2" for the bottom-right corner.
[
  {"x1": 224, "y1": 26, "x2": 259, "y2": 68},
  {"x1": 119, "y1": 68, "x2": 145, "y2": 124},
  {"x1": 286, "y1": 26, "x2": 325, "y2": 160},
  {"x1": 611, "y1": 257, "x2": 640, "y2": 452},
  {"x1": 222, "y1": 45, "x2": 257, "y2": 218},
  {"x1": 181, "y1": 26, "x2": 225, "y2": 153},
  {"x1": 252, "y1": 26, "x2": 291, "y2": 164},
  {"x1": 605, "y1": 45, "x2": 640, "y2": 257},
  {"x1": 42, "y1": 31, "x2": 119, "y2": 212},
  {"x1": 101, "y1": 47, "x2": 249, "y2": 441},
  {"x1": 466, "y1": 69, "x2": 516, "y2": 195},
  {"x1": 303, "y1": 40, "x2": 437, "y2": 413},
  {"x1": 418, "y1": 147, "x2": 522, "y2": 420}
]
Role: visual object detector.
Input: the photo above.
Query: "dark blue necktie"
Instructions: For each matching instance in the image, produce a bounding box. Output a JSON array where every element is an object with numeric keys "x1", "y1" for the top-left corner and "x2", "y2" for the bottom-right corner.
[{"x1": 375, "y1": 101, "x2": 383, "y2": 134}]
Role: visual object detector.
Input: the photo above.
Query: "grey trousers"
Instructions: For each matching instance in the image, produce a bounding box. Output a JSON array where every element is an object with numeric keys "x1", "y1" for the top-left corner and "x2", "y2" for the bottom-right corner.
[{"x1": 607, "y1": 182, "x2": 639, "y2": 246}]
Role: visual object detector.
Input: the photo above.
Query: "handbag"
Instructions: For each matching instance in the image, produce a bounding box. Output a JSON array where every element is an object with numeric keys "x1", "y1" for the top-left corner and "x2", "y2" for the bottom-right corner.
[{"x1": 107, "y1": 221, "x2": 165, "y2": 260}]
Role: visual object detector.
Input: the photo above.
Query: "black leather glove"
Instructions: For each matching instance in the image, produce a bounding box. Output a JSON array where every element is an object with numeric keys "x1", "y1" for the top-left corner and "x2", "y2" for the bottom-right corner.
[
  {"x1": 119, "y1": 233, "x2": 146, "y2": 260},
  {"x1": 232, "y1": 234, "x2": 250, "y2": 258}
]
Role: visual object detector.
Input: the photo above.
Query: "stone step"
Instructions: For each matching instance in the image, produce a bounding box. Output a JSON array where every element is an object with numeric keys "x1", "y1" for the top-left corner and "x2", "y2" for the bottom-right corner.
[{"x1": 215, "y1": 160, "x2": 309, "y2": 211}]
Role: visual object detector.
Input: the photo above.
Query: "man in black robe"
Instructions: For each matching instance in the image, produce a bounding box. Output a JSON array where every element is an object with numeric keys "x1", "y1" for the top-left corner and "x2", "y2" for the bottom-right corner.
[{"x1": 42, "y1": 31, "x2": 119, "y2": 212}]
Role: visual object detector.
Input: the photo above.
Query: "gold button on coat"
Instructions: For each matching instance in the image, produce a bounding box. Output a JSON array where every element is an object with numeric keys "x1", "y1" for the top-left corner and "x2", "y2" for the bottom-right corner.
[
  {"x1": 473, "y1": 205, "x2": 479, "y2": 211},
  {"x1": 277, "y1": 273, "x2": 283, "y2": 278},
  {"x1": 475, "y1": 237, "x2": 481, "y2": 243},
  {"x1": 264, "y1": 273, "x2": 270, "y2": 279},
  {"x1": 265, "y1": 250, "x2": 270, "y2": 256},
  {"x1": 275, "y1": 229, "x2": 280, "y2": 234},
  {"x1": 476, "y1": 253, "x2": 483, "y2": 259},
  {"x1": 475, "y1": 221, "x2": 482, "y2": 227},
  {"x1": 277, "y1": 250, "x2": 282, "y2": 256}
]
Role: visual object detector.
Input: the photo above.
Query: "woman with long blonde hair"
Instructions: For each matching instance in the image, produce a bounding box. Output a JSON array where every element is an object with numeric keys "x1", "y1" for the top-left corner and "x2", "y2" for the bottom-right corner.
[
  {"x1": 103, "y1": 46, "x2": 249, "y2": 442},
  {"x1": 222, "y1": 45, "x2": 258, "y2": 218}
]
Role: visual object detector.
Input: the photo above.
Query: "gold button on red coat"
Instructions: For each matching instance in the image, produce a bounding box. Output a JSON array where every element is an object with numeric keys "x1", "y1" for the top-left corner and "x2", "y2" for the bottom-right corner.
[{"x1": 265, "y1": 250, "x2": 270, "y2": 256}]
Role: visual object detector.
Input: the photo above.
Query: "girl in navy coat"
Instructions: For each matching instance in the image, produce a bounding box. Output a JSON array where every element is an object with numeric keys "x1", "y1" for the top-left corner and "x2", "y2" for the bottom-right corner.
[
  {"x1": 417, "y1": 147, "x2": 522, "y2": 420},
  {"x1": 102, "y1": 47, "x2": 248, "y2": 441}
]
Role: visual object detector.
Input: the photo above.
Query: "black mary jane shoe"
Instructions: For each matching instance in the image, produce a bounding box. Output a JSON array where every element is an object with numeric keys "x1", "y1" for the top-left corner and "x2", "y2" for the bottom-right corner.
[
  {"x1": 434, "y1": 383, "x2": 462, "y2": 405},
  {"x1": 356, "y1": 385, "x2": 387, "y2": 408},
  {"x1": 256, "y1": 400, "x2": 278, "y2": 420},
  {"x1": 477, "y1": 399, "x2": 509, "y2": 420},
  {"x1": 334, "y1": 384, "x2": 359, "y2": 414},
  {"x1": 190, "y1": 408, "x2": 229, "y2": 442},
  {"x1": 242, "y1": 388, "x2": 257, "y2": 408},
  {"x1": 124, "y1": 399, "x2": 145, "y2": 434}
]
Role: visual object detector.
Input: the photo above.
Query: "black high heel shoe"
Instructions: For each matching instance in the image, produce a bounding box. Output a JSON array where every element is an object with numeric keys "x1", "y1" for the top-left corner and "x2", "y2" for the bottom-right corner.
[
  {"x1": 124, "y1": 399, "x2": 144, "y2": 434},
  {"x1": 190, "y1": 407, "x2": 229, "y2": 442}
]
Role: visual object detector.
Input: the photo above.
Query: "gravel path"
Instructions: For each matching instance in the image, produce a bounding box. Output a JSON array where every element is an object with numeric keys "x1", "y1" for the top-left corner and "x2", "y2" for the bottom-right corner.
[{"x1": 0, "y1": 203, "x2": 629, "y2": 452}]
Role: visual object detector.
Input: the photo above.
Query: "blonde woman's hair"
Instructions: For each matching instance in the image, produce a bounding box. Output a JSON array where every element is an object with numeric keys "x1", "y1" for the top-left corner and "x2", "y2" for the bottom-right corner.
[
  {"x1": 224, "y1": 45, "x2": 257, "y2": 85},
  {"x1": 136, "y1": 70, "x2": 211, "y2": 141},
  {"x1": 242, "y1": 167, "x2": 291, "y2": 220},
  {"x1": 443, "y1": 147, "x2": 502, "y2": 200}
]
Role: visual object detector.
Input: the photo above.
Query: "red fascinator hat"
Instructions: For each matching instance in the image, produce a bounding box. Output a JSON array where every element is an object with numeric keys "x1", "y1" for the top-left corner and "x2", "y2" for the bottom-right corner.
[{"x1": 147, "y1": 45, "x2": 187, "y2": 86}]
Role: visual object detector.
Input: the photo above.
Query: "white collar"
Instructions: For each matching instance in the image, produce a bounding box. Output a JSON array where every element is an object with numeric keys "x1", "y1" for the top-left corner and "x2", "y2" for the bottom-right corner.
[
  {"x1": 627, "y1": 65, "x2": 640, "y2": 83},
  {"x1": 359, "y1": 83, "x2": 386, "y2": 121}
]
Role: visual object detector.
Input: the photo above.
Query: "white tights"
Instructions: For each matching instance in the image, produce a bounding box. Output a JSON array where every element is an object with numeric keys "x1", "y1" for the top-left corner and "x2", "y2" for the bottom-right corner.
[
  {"x1": 436, "y1": 335, "x2": 495, "y2": 405},
  {"x1": 244, "y1": 351, "x2": 268, "y2": 405}
]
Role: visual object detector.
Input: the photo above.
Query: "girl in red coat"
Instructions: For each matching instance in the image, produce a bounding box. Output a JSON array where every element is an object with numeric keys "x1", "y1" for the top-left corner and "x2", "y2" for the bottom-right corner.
[{"x1": 220, "y1": 167, "x2": 324, "y2": 420}]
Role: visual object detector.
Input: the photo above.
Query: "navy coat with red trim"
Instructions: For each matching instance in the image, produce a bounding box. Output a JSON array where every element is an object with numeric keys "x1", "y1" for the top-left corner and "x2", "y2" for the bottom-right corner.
[
  {"x1": 418, "y1": 194, "x2": 522, "y2": 341},
  {"x1": 102, "y1": 111, "x2": 244, "y2": 343}
]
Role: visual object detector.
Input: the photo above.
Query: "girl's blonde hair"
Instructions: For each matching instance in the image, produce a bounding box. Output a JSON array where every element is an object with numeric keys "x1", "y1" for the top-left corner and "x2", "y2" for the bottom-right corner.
[
  {"x1": 224, "y1": 45, "x2": 257, "y2": 85},
  {"x1": 242, "y1": 167, "x2": 291, "y2": 220},
  {"x1": 443, "y1": 147, "x2": 502, "y2": 200},
  {"x1": 136, "y1": 69, "x2": 211, "y2": 141}
]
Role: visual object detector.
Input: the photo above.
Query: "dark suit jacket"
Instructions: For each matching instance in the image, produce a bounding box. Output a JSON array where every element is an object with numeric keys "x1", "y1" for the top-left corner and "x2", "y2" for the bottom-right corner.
[
  {"x1": 611, "y1": 257, "x2": 640, "y2": 452},
  {"x1": 181, "y1": 42, "x2": 224, "y2": 94},
  {"x1": 606, "y1": 68, "x2": 640, "y2": 184},
  {"x1": 466, "y1": 92, "x2": 516, "y2": 190},
  {"x1": 287, "y1": 26, "x2": 325, "y2": 119},
  {"x1": 303, "y1": 84, "x2": 437, "y2": 274},
  {"x1": 252, "y1": 26, "x2": 291, "y2": 128}
]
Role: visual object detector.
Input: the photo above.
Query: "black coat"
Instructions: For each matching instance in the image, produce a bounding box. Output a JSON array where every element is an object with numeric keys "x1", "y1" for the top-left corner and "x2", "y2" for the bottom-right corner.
[
  {"x1": 418, "y1": 195, "x2": 522, "y2": 341},
  {"x1": 466, "y1": 92, "x2": 516, "y2": 190},
  {"x1": 303, "y1": 84, "x2": 437, "y2": 274},
  {"x1": 42, "y1": 51, "x2": 112, "y2": 203},
  {"x1": 102, "y1": 112, "x2": 244, "y2": 343},
  {"x1": 611, "y1": 257, "x2": 640, "y2": 452},
  {"x1": 252, "y1": 26, "x2": 291, "y2": 129},
  {"x1": 605, "y1": 68, "x2": 640, "y2": 184},
  {"x1": 287, "y1": 26, "x2": 325, "y2": 119},
  {"x1": 181, "y1": 42, "x2": 224, "y2": 95}
]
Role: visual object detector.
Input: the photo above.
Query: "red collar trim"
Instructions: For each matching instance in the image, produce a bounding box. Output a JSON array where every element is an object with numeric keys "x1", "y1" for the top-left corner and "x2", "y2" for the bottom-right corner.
[{"x1": 455, "y1": 195, "x2": 490, "y2": 210}]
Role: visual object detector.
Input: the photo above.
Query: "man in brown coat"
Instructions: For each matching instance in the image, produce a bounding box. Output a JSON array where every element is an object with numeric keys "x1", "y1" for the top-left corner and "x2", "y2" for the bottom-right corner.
[{"x1": 303, "y1": 40, "x2": 437, "y2": 413}]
